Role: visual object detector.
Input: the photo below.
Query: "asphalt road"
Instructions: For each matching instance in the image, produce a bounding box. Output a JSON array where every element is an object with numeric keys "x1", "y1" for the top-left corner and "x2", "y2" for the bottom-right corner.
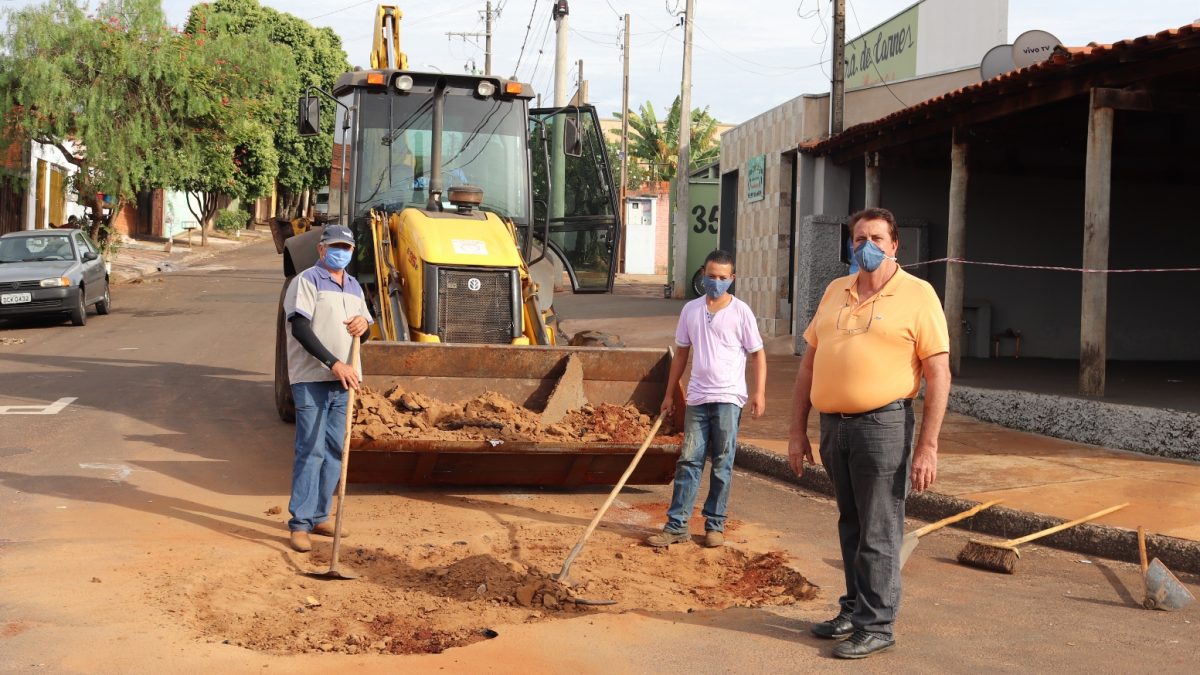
[{"x1": 0, "y1": 241, "x2": 1195, "y2": 673}]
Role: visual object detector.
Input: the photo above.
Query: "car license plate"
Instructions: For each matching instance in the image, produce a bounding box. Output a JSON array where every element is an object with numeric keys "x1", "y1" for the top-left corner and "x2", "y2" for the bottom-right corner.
[{"x1": 0, "y1": 292, "x2": 32, "y2": 305}]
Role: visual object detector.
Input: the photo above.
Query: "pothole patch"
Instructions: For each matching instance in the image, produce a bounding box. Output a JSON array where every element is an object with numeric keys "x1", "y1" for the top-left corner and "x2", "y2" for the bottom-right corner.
[{"x1": 160, "y1": 513, "x2": 818, "y2": 656}]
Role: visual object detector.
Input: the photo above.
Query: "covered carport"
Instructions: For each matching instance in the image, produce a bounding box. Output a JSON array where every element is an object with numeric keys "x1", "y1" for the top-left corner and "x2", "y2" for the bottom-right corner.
[{"x1": 804, "y1": 23, "x2": 1200, "y2": 398}]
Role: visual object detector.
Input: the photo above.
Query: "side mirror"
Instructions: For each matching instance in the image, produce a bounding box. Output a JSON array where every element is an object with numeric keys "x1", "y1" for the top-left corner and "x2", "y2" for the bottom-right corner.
[
  {"x1": 563, "y1": 117, "x2": 583, "y2": 158},
  {"x1": 82, "y1": 251, "x2": 98, "y2": 261},
  {"x1": 298, "y1": 96, "x2": 320, "y2": 137}
]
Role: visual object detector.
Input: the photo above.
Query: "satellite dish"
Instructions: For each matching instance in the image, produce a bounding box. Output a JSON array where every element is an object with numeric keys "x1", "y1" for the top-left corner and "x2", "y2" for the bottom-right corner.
[
  {"x1": 1012, "y1": 30, "x2": 1062, "y2": 68},
  {"x1": 980, "y1": 44, "x2": 1016, "y2": 80}
]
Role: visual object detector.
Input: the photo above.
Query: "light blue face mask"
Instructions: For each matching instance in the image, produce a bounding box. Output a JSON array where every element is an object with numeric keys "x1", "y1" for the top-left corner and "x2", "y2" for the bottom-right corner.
[
  {"x1": 323, "y1": 246, "x2": 353, "y2": 270},
  {"x1": 853, "y1": 240, "x2": 894, "y2": 273},
  {"x1": 703, "y1": 276, "x2": 733, "y2": 300}
]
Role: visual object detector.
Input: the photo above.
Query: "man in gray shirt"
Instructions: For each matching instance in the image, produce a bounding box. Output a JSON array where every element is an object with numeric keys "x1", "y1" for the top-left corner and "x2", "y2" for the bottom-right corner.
[{"x1": 282, "y1": 225, "x2": 373, "y2": 552}]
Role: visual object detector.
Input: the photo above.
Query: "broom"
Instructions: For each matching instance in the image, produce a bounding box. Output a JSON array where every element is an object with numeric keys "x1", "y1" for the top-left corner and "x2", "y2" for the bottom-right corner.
[{"x1": 956, "y1": 503, "x2": 1128, "y2": 573}]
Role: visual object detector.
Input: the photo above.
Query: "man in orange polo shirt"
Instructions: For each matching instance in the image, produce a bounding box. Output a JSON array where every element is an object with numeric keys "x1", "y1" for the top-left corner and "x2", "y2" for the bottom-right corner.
[{"x1": 788, "y1": 207, "x2": 951, "y2": 659}]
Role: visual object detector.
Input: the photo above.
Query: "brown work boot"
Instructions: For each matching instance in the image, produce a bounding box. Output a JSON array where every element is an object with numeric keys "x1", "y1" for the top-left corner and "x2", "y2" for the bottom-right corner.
[
  {"x1": 289, "y1": 530, "x2": 312, "y2": 552},
  {"x1": 646, "y1": 530, "x2": 690, "y2": 547},
  {"x1": 703, "y1": 530, "x2": 725, "y2": 548},
  {"x1": 312, "y1": 521, "x2": 348, "y2": 538}
]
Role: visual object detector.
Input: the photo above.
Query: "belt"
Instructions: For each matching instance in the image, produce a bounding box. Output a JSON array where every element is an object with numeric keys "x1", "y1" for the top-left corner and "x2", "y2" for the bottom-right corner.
[{"x1": 835, "y1": 399, "x2": 912, "y2": 419}]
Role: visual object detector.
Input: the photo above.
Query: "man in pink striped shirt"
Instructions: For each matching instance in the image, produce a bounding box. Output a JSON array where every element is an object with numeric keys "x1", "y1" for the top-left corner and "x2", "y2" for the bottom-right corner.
[{"x1": 647, "y1": 250, "x2": 767, "y2": 548}]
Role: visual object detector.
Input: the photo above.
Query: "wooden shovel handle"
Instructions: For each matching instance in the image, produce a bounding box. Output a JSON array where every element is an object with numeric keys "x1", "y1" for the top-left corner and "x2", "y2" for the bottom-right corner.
[
  {"x1": 1137, "y1": 526, "x2": 1149, "y2": 575},
  {"x1": 910, "y1": 499, "x2": 1004, "y2": 538},
  {"x1": 1002, "y1": 503, "x2": 1129, "y2": 547},
  {"x1": 556, "y1": 413, "x2": 665, "y2": 581}
]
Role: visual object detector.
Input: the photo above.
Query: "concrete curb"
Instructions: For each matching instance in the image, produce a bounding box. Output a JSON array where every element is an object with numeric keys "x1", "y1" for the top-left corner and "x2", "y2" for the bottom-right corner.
[
  {"x1": 950, "y1": 385, "x2": 1200, "y2": 462},
  {"x1": 108, "y1": 233, "x2": 268, "y2": 284},
  {"x1": 735, "y1": 442, "x2": 1200, "y2": 576}
]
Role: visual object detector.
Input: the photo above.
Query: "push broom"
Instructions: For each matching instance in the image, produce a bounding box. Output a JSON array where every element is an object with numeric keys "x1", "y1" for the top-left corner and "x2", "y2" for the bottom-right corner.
[{"x1": 956, "y1": 503, "x2": 1128, "y2": 574}]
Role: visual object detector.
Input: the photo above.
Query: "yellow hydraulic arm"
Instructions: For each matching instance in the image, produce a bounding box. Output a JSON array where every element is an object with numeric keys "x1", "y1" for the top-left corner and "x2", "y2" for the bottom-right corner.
[{"x1": 371, "y1": 5, "x2": 409, "y2": 71}]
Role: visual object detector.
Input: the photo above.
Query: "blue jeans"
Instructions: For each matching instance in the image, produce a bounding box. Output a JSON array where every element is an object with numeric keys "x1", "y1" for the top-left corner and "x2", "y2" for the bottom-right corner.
[
  {"x1": 288, "y1": 381, "x2": 348, "y2": 532},
  {"x1": 665, "y1": 402, "x2": 742, "y2": 534},
  {"x1": 819, "y1": 403, "x2": 915, "y2": 639}
]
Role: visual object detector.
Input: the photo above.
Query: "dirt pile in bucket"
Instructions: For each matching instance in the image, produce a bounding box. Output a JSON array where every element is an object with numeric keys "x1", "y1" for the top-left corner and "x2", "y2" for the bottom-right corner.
[{"x1": 354, "y1": 386, "x2": 681, "y2": 444}]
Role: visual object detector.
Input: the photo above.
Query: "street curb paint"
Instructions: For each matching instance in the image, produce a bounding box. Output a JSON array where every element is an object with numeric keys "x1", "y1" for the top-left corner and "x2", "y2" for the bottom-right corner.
[{"x1": 734, "y1": 442, "x2": 1200, "y2": 576}]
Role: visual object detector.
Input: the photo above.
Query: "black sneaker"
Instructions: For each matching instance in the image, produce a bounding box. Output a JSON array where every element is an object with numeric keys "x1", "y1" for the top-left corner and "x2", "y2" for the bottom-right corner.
[
  {"x1": 832, "y1": 630, "x2": 896, "y2": 659},
  {"x1": 810, "y1": 613, "x2": 854, "y2": 639}
]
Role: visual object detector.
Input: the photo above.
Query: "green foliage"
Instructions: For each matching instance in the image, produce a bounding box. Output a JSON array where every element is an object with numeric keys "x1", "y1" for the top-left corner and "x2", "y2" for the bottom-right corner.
[
  {"x1": 605, "y1": 138, "x2": 654, "y2": 192},
  {"x1": 0, "y1": 0, "x2": 289, "y2": 238},
  {"x1": 0, "y1": 0, "x2": 181, "y2": 216},
  {"x1": 215, "y1": 207, "x2": 250, "y2": 233},
  {"x1": 609, "y1": 97, "x2": 721, "y2": 184},
  {"x1": 186, "y1": 0, "x2": 351, "y2": 198}
]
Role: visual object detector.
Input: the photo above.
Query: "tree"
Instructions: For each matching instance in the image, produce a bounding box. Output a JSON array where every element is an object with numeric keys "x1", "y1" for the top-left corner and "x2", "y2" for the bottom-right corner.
[
  {"x1": 605, "y1": 138, "x2": 654, "y2": 195},
  {"x1": 185, "y1": 0, "x2": 350, "y2": 220},
  {"x1": 171, "y1": 7, "x2": 288, "y2": 244},
  {"x1": 0, "y1": 0, "x2": 286, "y2": 246},
  {"x1": 0, "y1": 0, "x2": 185, "y2": 240},
  {"x1": 609, "y1": 96, "x2": 721, "y2": 185}
]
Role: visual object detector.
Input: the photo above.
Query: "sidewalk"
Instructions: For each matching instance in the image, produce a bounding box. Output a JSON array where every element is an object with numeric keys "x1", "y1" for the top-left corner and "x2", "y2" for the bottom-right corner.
[
  {"x1": 106, "y1": 228, "x2": 271, "y2": 283},
  {"x1": 554, "y1": 280, "x2": 1200, "y2": 571}
]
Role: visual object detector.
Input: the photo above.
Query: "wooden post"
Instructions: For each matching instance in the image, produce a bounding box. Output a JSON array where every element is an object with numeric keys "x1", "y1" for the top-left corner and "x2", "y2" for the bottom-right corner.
[
  {"x1": 944, "y1": 129, "x2": 969, "y2": 376},
  {"x1": 1080, "y1": 91, "x2": 1114, "y2": 397},
  {"x1": 864, "y1": 153, "x2": 881, "y2": 208}
]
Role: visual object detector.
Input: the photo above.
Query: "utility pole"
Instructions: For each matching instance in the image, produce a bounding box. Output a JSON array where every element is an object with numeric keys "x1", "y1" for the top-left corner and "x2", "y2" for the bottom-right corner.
[
  {"x1": 831, "y1": 0, "x2": 846, "y2": 134},
  {"x1": 485, "y1": 0, "x2": 493, "y2": 75},
  {"x1": 619, "y1": 13, "x2": 631, "y2": 272},
  {"x1": 446, "y1": 1, "x2": 497, "y2": 75},
  {"x1": 573, "y1": 59, "x2": 588, "y2": 104},
  {"x1": 553, "y1": 1, "x2": 569, "y2": 107},
  {"x1": 551, "y1": 1, "x2": 569, "y2": 226},
  {"x1": 672, "y1": 0, "x2": 695, "y2": 298}
]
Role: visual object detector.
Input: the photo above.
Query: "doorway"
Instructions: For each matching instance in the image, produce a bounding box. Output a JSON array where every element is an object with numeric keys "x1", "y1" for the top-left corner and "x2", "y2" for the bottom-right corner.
[
  {"x1": 719, "y1": 170, "x2": 738, "y2": 256},
  {"x1": 623, "y1": 197, "x2": 656, "y2": 274}
]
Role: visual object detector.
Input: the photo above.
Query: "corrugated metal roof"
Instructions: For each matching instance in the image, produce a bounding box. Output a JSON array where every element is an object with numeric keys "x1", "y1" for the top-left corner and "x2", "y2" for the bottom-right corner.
[{"x1": 803, "y1": 22, "x2": 1200, "y2": 156}]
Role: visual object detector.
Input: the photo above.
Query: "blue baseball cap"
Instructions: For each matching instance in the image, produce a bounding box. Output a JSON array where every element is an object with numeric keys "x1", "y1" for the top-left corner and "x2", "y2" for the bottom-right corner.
[{"x1": 320, "y1": 225, "x2": 355, "y2": 246}]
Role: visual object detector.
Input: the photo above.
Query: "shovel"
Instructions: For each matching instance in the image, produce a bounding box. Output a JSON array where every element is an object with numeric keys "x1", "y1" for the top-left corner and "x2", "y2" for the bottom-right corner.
[
  {"x1": 307, "y1": 338, "x2": 361, "y2": 581},
  {"x1": 1138, "y1": 526, "x2": 1195, "y2": 611},
  {"x1": 900, "y1": 499, "x2": 1003, "y2": 569},
  {"x1": 556, "y1": 412, "x2": 665, "y2": 585}
]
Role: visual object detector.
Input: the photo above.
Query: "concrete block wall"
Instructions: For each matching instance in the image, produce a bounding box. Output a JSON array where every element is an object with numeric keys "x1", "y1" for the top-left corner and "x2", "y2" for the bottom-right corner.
[
  {"x1": 793, "y1": 215, "x2": 848, "y2": 354},
  {"x1": 720, "y1": 97, "x2": 812, "y2": 337}
]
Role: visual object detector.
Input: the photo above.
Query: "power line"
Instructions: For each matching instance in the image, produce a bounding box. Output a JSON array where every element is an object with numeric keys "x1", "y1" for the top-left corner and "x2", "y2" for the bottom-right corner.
[
  {"x1": 526, "y1": 3, "x2": 556, "y2": 85},
  {"x1": 692, "y1": 22, "x2": 826, "y2": 73},
  {"x1": 847, "y1": 0, "x2": 909, "y2": 107},
  {"x1": 511, "y1": 0, "x2": 541, "y2": 76},
  {"x1": 305, "y1": 0, "x2": 375, "y2": 21}
]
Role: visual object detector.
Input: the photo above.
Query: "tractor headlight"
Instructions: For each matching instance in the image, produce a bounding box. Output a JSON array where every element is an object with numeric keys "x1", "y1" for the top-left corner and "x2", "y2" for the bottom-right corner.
[
  {"x1": 395, "y1": 75, "x2": 414, "y2": 92},
  {"x1": 476, "y1": 81, "x2": 496, "y2": 97},
  {"x1": 40, "y1": 277, "x2": 70, "y2": 288}
]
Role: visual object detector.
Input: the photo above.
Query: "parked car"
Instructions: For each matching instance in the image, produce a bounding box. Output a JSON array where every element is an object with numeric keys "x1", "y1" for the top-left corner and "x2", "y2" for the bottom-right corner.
[{"x1": 0, "y1": 229, "x2": 111, "y2": 326}]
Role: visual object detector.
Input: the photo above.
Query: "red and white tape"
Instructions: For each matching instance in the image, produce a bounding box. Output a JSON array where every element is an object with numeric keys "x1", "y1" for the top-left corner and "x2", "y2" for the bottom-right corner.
[{"x1": 902, "y1": 257, "x2": 1200, "y2": 274}]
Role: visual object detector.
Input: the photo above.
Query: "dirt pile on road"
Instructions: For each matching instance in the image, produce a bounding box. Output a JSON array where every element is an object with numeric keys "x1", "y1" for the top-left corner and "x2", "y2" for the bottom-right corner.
[
  {"x1": 167, "y1": 498, "x2": 817, "y2": 656},
  {"x1": 354, "y1": 386, "x2": 681, "y2": 444}
]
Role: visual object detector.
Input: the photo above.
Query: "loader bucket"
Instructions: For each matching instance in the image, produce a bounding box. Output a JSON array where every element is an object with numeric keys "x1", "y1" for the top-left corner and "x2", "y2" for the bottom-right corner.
[{"x1": 350, "y1": 342, "x2": 683, "y2": 487}]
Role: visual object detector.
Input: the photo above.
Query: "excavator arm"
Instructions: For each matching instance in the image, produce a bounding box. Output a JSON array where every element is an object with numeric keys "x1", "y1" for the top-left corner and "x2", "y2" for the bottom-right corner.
[{"x1": 371, "y1": 5, "x2": 408, "y2": 71}]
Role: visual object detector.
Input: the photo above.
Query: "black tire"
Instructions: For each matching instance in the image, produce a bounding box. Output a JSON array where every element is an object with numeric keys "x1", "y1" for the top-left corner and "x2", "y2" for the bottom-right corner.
[
  {"x1": 95, "y1": 282, "x2": 111, "y2": 315},
  {"x1": 275, "y1": 281, "x2": 296, "y2": 423},
  {"x1": 69, "y1": 287, "x2": 87, "y2": 326},
  {"x1": 691, "y1": 266, "x2": 706, "y2": 298}
]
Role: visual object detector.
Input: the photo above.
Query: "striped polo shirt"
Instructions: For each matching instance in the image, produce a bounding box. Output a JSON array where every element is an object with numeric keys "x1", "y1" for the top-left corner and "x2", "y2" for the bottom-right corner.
[{"x1": 283, "y1": 265, "x2": 374, "y2": 385}]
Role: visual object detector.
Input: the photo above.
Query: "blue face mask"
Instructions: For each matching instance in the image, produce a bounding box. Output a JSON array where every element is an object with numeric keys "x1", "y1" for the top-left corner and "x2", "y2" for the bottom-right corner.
[
  {"x1": 703, "y1": 276, "x2": 733, "y2": 300},
  {"x1": 853, "y1": 240, "x2": 893, "y2": 273},
  {"x1": 323, "y1": 246, "x2": 353, "y2": 270}
]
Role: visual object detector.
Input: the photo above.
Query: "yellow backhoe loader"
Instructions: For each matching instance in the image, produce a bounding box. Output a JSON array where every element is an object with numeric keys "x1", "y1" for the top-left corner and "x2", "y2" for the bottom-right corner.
[{"x1": 272, "y1": 5, "x2": 681, "y2": 486}]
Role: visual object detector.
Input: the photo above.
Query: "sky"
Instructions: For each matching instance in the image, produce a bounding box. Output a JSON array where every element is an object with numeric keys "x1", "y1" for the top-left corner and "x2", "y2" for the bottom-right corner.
[{"x1": 8, "y1": 1, "x2": 1200, "y2": 124}]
